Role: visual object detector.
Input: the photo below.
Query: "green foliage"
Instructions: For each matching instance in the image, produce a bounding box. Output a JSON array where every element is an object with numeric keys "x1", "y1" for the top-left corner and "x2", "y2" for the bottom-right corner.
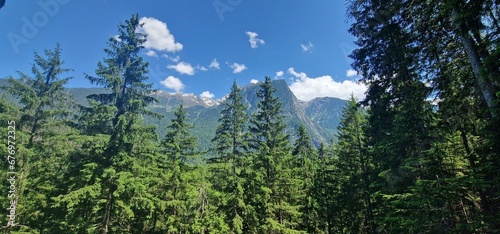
[
  {"x1": 310, "y1": 140, "x2": 340, "y2": 233},
  {"x1": 55, "y1": 14, "x2": 163, "y2": 233},
  {"x1": 246, "y1": 77, "x2": 304, "y2": 233},
  {"x1": 291, "y1": 125, "x2": 320, "y2": 232},
  {"x1": 347, "y1": 0, "x2": 500, "y2": 232},
  {"x1": 160, "y1": 105, "x2": 198, "y2": 232},
  {"x1": 209, "y1": 81, "x2": 250, "y2": 233},
  {"x1": 332, "y1": 95, "x2": 375, "y2": 233},
  {"x1": 81, "y1": 13, "x2": 159, "y2": 138},
  {"x1": 2, "y1": 44, "x2": 73, "y2": 146},
  {"x1": 0, "y1": 4, "x2": 498, "y2": 233},
  {"x1": 162, "y1": 105, "x2": 197, "y2": 163},
  {"x1": 0, "y1": 44, "x2": 77, "y2": 233}
]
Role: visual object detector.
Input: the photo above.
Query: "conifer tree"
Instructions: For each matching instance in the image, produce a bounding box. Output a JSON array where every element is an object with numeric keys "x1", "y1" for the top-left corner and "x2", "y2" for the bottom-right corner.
[
  {"x1": 157, "y1": 104, "x2": 212, "y2": 233},
  {"x1": 345, "y1": 0, "x2": 499, "y2": 231},
  {"x1": 3, "y1": 44, "x2": 72, "y2": 146},
  {"x1": 0, "y1": 45, "x2": 75, "y2": 232},
  {"x1": 291, "y1": 125, "x2": 319, "y2": 232},
  {"x1": 162, "y1": 104, "x2": 197, "y2": 163},
  {"x1": 247, "y1": 77, "x2": 302, "y2": 233},
  {"x1": 334, "y1": 95, "x2": 374, "y2": 233},
  {"x1": 55, "y1": 14, "x2": 160, "y2": 233},
  {"x1": 210, "y1": 81, "x2": 249, "y2": 233},
  {"x1": 161, "y1": 104, "x2": 196, "y2": 232},
  {"x1": 84, "y1": 15, "x2": 159, "y2": 153},
  {"x1": 312, "y1": 140, "x2": 338, "y2": 233}
]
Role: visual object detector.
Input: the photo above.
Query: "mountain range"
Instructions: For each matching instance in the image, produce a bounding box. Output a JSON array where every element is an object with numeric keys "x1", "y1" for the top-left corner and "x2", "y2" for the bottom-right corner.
[{"x1": 0, "y1": 79, "x2": 346, "y2": 149}]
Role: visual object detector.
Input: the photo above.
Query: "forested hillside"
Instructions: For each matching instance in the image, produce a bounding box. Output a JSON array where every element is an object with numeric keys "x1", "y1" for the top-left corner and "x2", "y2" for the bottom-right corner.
[
  {"x1": 0, "y1": 1, "x2": 499, "y2": 232},
  {"x1": 0, "y1": 78, "x2": 346, "y2": 151}
]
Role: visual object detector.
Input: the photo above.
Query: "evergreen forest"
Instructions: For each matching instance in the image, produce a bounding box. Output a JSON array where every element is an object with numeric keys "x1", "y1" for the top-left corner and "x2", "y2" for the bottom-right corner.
[{"x1": 0, "y1": 1, "x2": 499, "y2": 233}]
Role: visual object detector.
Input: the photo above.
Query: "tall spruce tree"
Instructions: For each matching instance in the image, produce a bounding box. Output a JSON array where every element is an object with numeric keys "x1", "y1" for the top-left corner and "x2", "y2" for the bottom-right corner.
[
  {"x1": 3, "y1": 44, "x2": 72, "y2": 146},
  {"x1": 84, "y1": 15, "x2": 158, "y2": 153},
  {"x1": 155, "y1": 104, "x2": 227, "y2": 233},
  {"x1": 334, "y1": 95, "x2": 374, "y2": 233},
  {"x1": 55, "y1": 14, "x2": 160, "y2": 233},
  {"x1": 311, "y1": 140, "x2": 338, "y2": 233},
  {"x1": 161, "y1": 104, "x2": 196, "y2": 233},
  {"x1": 210, "y1": 81, "x2": 249, "y2": 233},
  {"x1": 348, "y1": 1, "x2": 436, "y2": 232},
  {"x1": 291, "y1": 125, "x2": 319, "y2": 233},
  {"x1": 0, "y1": 44, "x2": 75, "y2": 232},
  {"x1": 247, "y1": 77, "x2": 302, "y2": 233}
]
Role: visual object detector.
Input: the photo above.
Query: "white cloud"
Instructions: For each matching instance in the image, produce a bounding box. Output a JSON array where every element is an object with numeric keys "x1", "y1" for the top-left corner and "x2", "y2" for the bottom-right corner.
[
  {"x1": 228, "y1": 62, "x2": 247, "y2": 73},
  {"x1": 160, "y1": 76, "x2": 185, "y2": 92},
  {"x1": 137, "y1": 17, "x2": 183, "y2": 52},
  {"x1": 346, "y1": 69, "x2": 358, "y2": 77},
  {"x1": 250, "y1": 79, "x2": 259, "y2": 84},
  {"x1": 200, "y1": 91, "x2": 215, "y2": 99},
  {"x1": 288, "y1": 67, "x2": 366, "y2": 101},
  {"x1": 300, "y1": 42, "x2": 314, "y2": 52},
  {"x1": 209, "y1": 58, "x2": 220, "y2": 70},
  {"x1": 169, "y1": 55, "x2": 180, "y2": 62},
  {"x1": 245, "y1": 31, "x2": 265, "y2": 48},
  {"x1": 167, "y1": 62, "x2": 195, "y2": 75},
  {"x1": 196, "y1": 65, "x2": 208, "y2": 71},
  {"x1": 161, "y1": 54, "x2": 180, "y2": 62},
  {"x1": 276, "y1": 70, "x2": 284, "y2": 77},
  {"x1": 145, "y1": 50, "x2": 157, "y2": 57}
]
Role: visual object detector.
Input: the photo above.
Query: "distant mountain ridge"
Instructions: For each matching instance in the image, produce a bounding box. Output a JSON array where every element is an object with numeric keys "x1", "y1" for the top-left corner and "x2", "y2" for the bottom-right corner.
[
  {"x1": 240, "y1": 80, "x2": 338, "y2": 146},
  {"x1": 0, "y1": 78, "x2": 347, "y2": 149}
]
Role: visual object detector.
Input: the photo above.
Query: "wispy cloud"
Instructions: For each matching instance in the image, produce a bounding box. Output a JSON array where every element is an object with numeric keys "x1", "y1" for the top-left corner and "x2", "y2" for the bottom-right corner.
[
  {"x1": 161, "y1": 55, "x2": 181, "y2": 62},
  {"x1": 245, "y1": 31, "x2": 265, "y2": 48},
  {"x1": 300, "y1": 42, "x2": 314, "y2": 52},
  {"x1": 169, "y1": 55, "x2": 180, "y2": 63},
  {"x1": 196, "y1": 65, "x2": 208, "y2": 71},
  {"x1": 209, "y1": 58, "x2": 220, "y2": 70},
  {"x1": 145, "y1": 50, "x2": 157, "y2": 57},
  {"x1": 275, "y1": 70, "x2": 284, "y2": 78}
]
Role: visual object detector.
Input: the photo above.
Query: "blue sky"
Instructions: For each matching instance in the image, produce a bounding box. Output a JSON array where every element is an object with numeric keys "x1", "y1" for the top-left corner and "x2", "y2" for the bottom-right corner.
[{"x1": 0, "y1": 0, "x2": 366, "y2": 101}]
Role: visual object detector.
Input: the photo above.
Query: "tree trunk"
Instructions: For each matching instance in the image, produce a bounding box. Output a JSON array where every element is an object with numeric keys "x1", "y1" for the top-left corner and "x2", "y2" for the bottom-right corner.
[
  {"x1": 451, "y1": 8, "x2": 497, "y2": 118},
  {"x1": 101, "y1": 189, "x2": 114, "y2": 234}
]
